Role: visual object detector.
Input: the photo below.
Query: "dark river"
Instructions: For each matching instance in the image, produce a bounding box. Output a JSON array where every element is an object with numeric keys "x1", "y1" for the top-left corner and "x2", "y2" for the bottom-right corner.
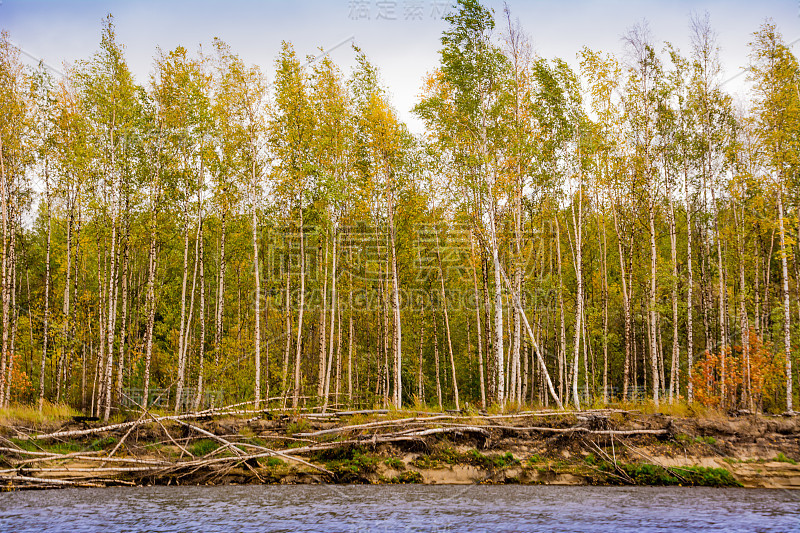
[{"x1": 1, "y1": 485, "x2": 798, "y2": 532}]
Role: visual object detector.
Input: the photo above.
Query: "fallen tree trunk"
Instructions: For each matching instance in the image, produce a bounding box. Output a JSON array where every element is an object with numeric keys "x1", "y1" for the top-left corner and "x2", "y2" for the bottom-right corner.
[{"x1": 500, "y1": 426, "x2": 669, "y2": 436}]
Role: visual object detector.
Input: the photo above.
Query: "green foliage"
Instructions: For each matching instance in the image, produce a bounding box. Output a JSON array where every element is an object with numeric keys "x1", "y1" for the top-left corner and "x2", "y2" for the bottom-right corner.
[
  {"x1": 384, "y1": 457, "x2": 405, "y2": 470},
  {"x1": 189, "y1": 439, "x2": 220, "y2": 456},
  {"x1": 286, "y1": 419, "x2": 311, "y2": 437},
  {"x1": 388, "y1": 470, "x2": 423, "y2": 484},
  {"x1": 2, "y1": 4, "x2": 800, "y2": 417},
  {"x1": 696, "y1": 436, "x2": 717, "y2": 446},
  {"x1": 774, "y1": 453, "x2": 797, "y2": 465},
  {"x1": 262, "y1": 457, "x2": 285, "y2": 467},
  {"x1": 411, "y1": 447, "x2": 519, "y2": 470},
  {"x1": 89, "y1": 436, "x2": 117, "y2": 451},
  {"x1": 609, "y1": 463, "x2": 741, "y2": 487},
  {"x1": 322, "y1": 448, "x2": 380, "y2": 482}
]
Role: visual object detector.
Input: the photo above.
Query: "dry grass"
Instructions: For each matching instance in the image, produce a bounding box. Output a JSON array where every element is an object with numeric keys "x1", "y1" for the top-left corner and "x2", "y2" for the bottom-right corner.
[
  {"x1": 610, "y1": 399, "x2": 726, "y2": 419},
  {"x1": 0, "y1": 402, "x2": 80, "y2": 425}
]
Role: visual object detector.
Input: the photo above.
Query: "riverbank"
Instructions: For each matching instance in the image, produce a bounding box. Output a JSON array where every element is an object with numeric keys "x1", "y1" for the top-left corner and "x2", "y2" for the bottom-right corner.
[{"x1": 1, "y1": 406, "x2": 798, "y2": 490}]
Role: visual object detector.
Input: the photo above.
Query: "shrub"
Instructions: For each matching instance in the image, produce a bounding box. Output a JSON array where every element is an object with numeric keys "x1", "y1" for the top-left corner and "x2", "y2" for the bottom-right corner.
[
  {"x1": 384, "y1": 457, "x2": 404, "y2": 470},
  {"x1": 620, "y1": 463, "x2": 741, "y2": 487},
  {"x1": 393, "y1": 470, "x2": 423, "y2": 483}
]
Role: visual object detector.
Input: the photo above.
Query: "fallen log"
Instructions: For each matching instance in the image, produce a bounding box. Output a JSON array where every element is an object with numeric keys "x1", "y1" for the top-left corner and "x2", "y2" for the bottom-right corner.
[
  {"x1": 1, "y1": 475, "x2": 104, "y2": 487},
  {"x1": 14, "y1": 408, "x2": 257, "y2": 442},
  {"x1": 406, "y1": 427, "x2": 491, "y2": 438},
  {"x1": 173, "y1": 419, "x2": 332, "y2": 476},
  {"x1": 499, "y1": 426, "x2": 669, "y2": 436}
]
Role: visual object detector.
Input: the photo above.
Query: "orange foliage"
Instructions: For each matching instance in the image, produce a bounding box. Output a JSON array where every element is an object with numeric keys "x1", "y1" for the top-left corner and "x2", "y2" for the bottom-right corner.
[
  {"x1": 8, "y1": 366, "x2": 34, "y2": 404},
  {"x1": 691, "y1": 330, "x2": 786, "y2": 412}
]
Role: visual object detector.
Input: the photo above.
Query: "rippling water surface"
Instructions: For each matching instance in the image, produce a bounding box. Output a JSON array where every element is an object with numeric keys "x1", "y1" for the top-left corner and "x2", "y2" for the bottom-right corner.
[{"x1": 1, "y1": 485, "x2": 798, "y2": 532}]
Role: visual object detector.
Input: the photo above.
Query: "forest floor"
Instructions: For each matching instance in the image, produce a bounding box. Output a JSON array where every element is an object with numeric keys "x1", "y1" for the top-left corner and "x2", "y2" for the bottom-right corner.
[{"x1": 1, "y1": 404, "x2": 799, "y2": 490}]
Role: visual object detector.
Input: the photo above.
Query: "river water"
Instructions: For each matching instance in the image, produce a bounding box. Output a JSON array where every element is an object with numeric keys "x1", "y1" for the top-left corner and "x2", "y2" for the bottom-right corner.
[{"x1": 1, "y1": 485, "x2": 798, "y2": 532}]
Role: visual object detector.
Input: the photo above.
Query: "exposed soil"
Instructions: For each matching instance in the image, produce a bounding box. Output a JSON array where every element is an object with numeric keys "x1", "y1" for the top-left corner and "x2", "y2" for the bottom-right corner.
[{"x1": 1, "y1": 408, "x2": 798, "y2": 490}]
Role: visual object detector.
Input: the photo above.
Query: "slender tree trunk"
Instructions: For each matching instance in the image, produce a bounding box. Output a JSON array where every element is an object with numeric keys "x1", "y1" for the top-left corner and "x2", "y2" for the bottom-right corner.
[
  {"x1": 3, "y1": 225, "x2": 16, "y2": 406},
  {"x1": 323, "y1": 230, "x2": 338, "y2": 412},
  {"x1": 335, "y1": 292, "x2": 342, "y2": 407},
  {"x1": 293, "y1": 207, "x2": 306, "y2": 409},
  {"x1": 433, "y1": 310, "x2": 442, "y2": 411},
  {"x1": 481, "y1": 251, "x2": 494, "y2": 401},
  {"x1": 555, "y1": 216, "x2": 567, "y2": 402},
  {"x1": 489, "y1": 207, "x2": 505, "y2": 406},
  {"x1": 571, "y1": 187, "x2": 583, "y2": 409},
  {"x1": 777, "y1": 183, "x2": 792, "y2": 412},
  {"x1": 498, "y1": 261, "x2": 563, "y2": 409},
  {"x1": 317, "y1": 235, "x2": 328, "y2": 399},
  {"x1": 417, "y1": 307, "x2": 425, "y2": 404},
  {"x1": 735, "y1": 199, "x2": 750, "y2": 409},
  {"x1": 281, "y1": 255, "x2": 292, "y2": 406},
  {"x1": 194, "y1": 212, "x2": 207, "y2": 411},
  {"x1": 388, "y1": 192, "x2": 402, "y2": 407},
  {"x1": 214, "y1": 210, "x2": 227, "y2": 363},
  {"x1": 102, "y1": 205, "x2": 120, "y2": 421},
  {"x1": 648, "y1": 193, "x2": 659, "y2": 406},
  {"x1": 252, "y1": 202, "x2": 261, "y2": 410},
  {"x1": 685, "y1": 169, "x2": 695, "y2": 404},
  {"x1": 116, "y1": 216, "x2": 129, "y2": 405},
  {"x1": 471, "y1": 232, "x2": 486, "y2": 408},
  {"x1": 178, "y1": 218, "x2": 201, "y2": 412},
  {"x1": 668, "y1": 181, "x2": 679, "y2": 404},
  {"x1": 512, "y1": 186, "x2": 522, "y2": 404},
  {"x1": 175, "y1": 213, "x2": 191, "y2": 412},
  {"x1": 143, "y1": 228, "x2": 157, "y2": 410},
  {"x1": 436, "y1": 230, "x2": 459, "y2": 410},
  {"x1": 348, "y1": 242, "x2": 353, "y2": 405},
  {"x1": 38, "y1": 175, "x2": 51, "y2": 410},
  {"x1": 0, "y1": 135, "x2": 8, "y2": 406},
  {"x1": 712, "y1": 189, "x2": 726, "y2": 407}
]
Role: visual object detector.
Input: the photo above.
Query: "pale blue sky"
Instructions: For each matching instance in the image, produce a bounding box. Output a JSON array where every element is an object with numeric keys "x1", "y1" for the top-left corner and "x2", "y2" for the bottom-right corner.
[{"x1": 2, "y1": 0, "x2": 798, "y2": 132}]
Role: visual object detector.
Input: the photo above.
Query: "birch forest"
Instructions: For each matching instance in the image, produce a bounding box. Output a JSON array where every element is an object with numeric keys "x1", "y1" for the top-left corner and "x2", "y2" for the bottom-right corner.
[{"x1": 0, "y1": 0, "x2": 798, "y2": 420}]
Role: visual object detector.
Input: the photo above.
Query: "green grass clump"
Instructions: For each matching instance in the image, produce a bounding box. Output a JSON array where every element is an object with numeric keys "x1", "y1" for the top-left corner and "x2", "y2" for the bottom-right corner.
[
  {"x1": 189, "y1": 439, "x2": 220, "y2": 456},
  {"x1": 389, "y1": 470, "x2": 423, "y2": 484},
  {"x1": 384, "y1": 457, "x2": 405, "y2": 470},
  {"x1": 89, "y1": 436, "x2": 117, "y2": 451},
  {"x1": 774, "y1": 453, "x2": 797, "y2": 465},
  {"x1": 696, "y1": 436, "x2": 717, "y2": 446},
  {"x1": 262, "y1": 457, "x2": 285, "y2": 467},
  {"x1": 464, "y1": 450, "x2": 519, "y2": 469},
  {"x1": 410, "y1": 454, "x2": 441, "y2": 469},
  {"x1": 314, "y1": 446, "x2": 379, "y2": 482},
  {"x1": 411, "y1": 447, "x2": 519, "y2": 470},
  {"x1": 614, "y1": 463, "x2": 741, "y2": 487},
  {"x1": 10, "y1": 438, "x2": 83, "y2": 454},
  {"x1": 286, "y1": 419, "x2": 311, "y2": 437}
]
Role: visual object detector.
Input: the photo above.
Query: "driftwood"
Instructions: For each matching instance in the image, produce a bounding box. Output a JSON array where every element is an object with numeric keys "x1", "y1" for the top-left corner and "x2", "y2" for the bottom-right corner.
[
  {"x1": 405, "y1": 427, "x2": 490, "y2": 438},
  {"x1": 0, "y1": 405, "x2": 671, "y2": 489},
  {"x1": 13, "y1": 401, "x2": 270, "y2": 442},
  {"x1": 173, "y1": 419, "x2": 333, "y2": 476},
  {"x1": 296, "y1": 415, "x2": 456, "y2": 437},
  {"x1": 0, "y1": 475, "x2": 104, "y2": 487},
  {"x1": 499, "y1": 426, "x2": 669, "y2": 436}
]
